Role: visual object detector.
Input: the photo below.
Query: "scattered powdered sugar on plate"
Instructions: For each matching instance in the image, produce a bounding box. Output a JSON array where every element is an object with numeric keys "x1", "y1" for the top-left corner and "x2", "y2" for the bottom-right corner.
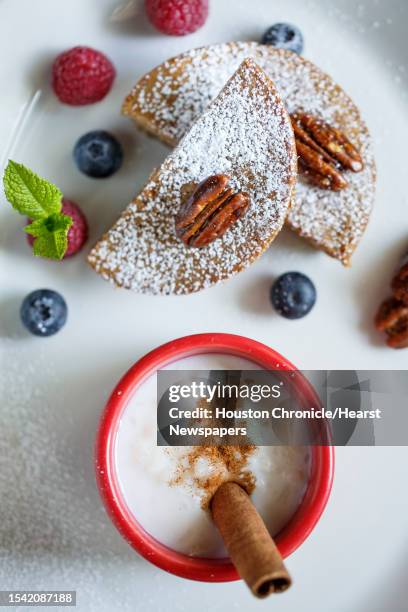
[
  {"x1": 0, "y1": 339, "x2": 152, "y2": 610},
  {"x1": 124, "y1": 42, "x2": 376, "y2": 265},
  {"x1": 89, "y1": 59, "x2": 297, "y2": 295}
]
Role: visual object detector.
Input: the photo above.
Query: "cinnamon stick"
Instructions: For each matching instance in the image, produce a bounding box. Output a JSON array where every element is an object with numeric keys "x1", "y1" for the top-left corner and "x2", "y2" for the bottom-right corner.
[{"x1": 211, "y1": 482, "x2": 292, "y2": 598}]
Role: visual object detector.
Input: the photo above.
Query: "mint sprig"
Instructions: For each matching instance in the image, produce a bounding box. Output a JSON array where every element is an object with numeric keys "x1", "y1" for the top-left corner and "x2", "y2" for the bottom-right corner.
[
  {"x1": 25, "y1": 214, "x2": 73, "y2": 260},
  {"x1": 3, "y1": 160, "x2": 72, "y2": 260}
]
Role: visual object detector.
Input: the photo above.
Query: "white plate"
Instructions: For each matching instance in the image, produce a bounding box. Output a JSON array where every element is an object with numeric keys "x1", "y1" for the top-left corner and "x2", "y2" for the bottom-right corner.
[{"x1": 1, "y1": 0, "x2": 407, "y2": 610}]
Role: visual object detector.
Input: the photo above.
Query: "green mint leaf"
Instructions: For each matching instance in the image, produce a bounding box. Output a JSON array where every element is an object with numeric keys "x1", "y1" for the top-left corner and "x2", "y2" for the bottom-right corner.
[
  {"x1": 3, "y1": 160, "x2": 63, "y2": 220},
  {"x1": 24, "y1": 213, "x2": 73, "y2": 260}
]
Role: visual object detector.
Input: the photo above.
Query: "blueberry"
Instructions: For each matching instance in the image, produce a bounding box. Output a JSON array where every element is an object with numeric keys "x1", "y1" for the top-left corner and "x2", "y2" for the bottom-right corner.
[
  {"x1": 73, "y1": 130, "x2": 123, "y2": 178},
  {"x1": 20, "y1": 289, "x2": 67, "y2": 336},
  {"x1": 261, "y1": 23, "x2": 304, "y2": 54},
  {"x1": 271, "y1": 272, "x2": 316, "y2": 319}
]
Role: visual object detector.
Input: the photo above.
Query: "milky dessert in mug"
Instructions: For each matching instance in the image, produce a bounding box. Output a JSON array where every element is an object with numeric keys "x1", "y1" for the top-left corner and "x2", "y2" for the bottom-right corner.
[{"x1": 115, "y1": 353, "x2": 310, "y2": 558}]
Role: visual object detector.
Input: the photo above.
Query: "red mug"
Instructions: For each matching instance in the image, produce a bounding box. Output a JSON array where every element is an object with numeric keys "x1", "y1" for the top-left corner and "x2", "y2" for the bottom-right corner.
[{"x1": 96, "y1": 333, "x2": 334, "y2": 582}]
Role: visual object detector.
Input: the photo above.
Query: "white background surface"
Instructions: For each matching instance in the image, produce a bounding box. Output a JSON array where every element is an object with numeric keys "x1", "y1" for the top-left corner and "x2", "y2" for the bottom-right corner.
[{"x1": 0, "y1": 0, "x2": 407, "y2": 610}]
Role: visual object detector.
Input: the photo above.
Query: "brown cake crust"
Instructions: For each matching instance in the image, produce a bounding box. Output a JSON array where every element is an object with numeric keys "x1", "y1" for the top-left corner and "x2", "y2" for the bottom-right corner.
[
  {"x1": 89, "y1": 59, "x2": 297, "y2": 295},
  {"x1": 123, "y1": 42, "x2": 376, "y2": 266}
]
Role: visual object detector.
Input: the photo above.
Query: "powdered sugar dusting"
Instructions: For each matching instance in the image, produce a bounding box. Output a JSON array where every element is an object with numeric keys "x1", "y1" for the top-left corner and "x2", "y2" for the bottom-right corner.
[
  {"x1": 89, "y1": 59, "x2": 297, "y2": 295},
  {"x1": 124, "y1": 42, "x2": 376, "y2": 265},
  {"x1": 0, "y1": 339, "x2": 140, "y2": 609}
]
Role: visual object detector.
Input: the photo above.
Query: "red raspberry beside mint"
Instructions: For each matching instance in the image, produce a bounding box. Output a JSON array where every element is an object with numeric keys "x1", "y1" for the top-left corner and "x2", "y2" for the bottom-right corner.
[
  {"x1": 3, "y1": 160, "x2": 88, "y2": 260},
  {"x1": 27, "y1": 199, "x2": 88, "y2": 258}
]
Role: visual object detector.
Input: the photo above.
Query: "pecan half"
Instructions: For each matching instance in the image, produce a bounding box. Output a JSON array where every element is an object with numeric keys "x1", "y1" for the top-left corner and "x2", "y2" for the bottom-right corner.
[
  {"x1": 391, "y1": 261, "x2": 408, "y2": 305},
  {"x1": 296, "y1": 141, "x2": 348, "y2": 191},
  {"x1": 175, "y1": 175, "x2": 250, "y2": 248},
  {"x1": 375, "y1": 297, "x2": 408, "y2": 349},
  {"x1": 374, "y1": 251, "x2": 408, "y2": 348},
  {"x1": 291, "y1": 113, "x2": 364, "y2": 191}
]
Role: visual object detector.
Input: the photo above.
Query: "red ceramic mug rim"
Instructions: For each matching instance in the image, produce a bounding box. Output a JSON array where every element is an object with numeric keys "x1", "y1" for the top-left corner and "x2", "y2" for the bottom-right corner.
[{"x1": 95, "y1": 333, "x2": 334, "y2": 583}]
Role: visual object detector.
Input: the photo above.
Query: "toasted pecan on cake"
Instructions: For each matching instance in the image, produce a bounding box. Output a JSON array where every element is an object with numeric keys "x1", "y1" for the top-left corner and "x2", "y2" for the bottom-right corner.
[
  {"x1": 89, "y1": 59, "x2": 297, "y2": 295},
  {"x1": 123, "y1": 42, "x2": 376, "y2": 266}
]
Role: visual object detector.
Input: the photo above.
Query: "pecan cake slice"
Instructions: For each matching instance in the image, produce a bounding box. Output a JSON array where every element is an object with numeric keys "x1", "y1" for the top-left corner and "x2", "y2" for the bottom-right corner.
[
  {"x1": 123, "y1": 42, "x2": 376, "y2": 266},
  {"x1": 89, "y1": 59, "x2": 297, "y2": 295}
]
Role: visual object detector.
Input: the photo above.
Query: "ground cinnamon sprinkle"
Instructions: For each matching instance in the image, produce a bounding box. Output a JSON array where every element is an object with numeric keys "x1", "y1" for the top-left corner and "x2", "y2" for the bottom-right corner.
[
  {"x1": 168, "y1": 377, "x2": 257, "y2": 508},
  {"x1": 169, "y1": 444, "x2": 256, "y2": 509}
]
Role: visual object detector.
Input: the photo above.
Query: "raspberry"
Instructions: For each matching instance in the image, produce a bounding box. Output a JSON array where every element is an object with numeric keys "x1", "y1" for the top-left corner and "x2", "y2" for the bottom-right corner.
[
  {"x1": 145, "y1": 0, "x2": 208, "y2": 36},
  {"x1": 27, "y1": 199, "x2": 88, "y2": 258},
  {"x1": 52, "y1": 46, "x2": 115, "y2": 105}
]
